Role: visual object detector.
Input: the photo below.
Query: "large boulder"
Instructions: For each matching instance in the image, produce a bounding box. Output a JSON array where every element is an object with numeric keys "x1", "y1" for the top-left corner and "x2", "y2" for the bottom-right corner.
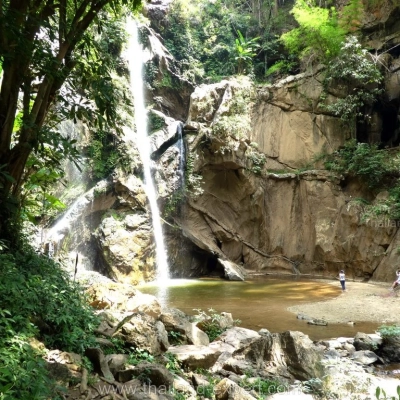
[
  {"x1": 353, "y1": 332, "x2": 380, "y2": 351},
  {"x1": 167, "y1": 345, "x2": 223, "y2": 369},
  {"x1": 116, "y1": 313, "x2": 170, "y2": 355},
  {"x1": 377, "y1": 335, "x2": 400, "y2": 362},
  {"x1": 159, "y1": 308, "x2": 210, "y2": 345},
  {"x1": 214, "y1": 378, "x2": 257, "y2": 400},
  {"x1": 278, "y1": 331, "x2": 324, "y2": 380},
  {"x1": 87, "y1": 282, "x2": 161, "y2": 318}
]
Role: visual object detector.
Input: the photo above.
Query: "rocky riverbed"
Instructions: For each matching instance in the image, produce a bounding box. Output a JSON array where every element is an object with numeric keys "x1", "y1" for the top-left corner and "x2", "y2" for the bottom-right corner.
[{"x1": 46, "y1": 274, "x2": 400, "y2": 400}]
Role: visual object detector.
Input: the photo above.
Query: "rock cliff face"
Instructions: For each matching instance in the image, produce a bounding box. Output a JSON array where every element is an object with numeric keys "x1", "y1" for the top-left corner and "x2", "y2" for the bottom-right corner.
[
  {"x1": 48, "y1": 2, "x2": 400, "y2": 283},
  {"x1": 178, "y1": 75, "x2": 398, "y2": 280}
]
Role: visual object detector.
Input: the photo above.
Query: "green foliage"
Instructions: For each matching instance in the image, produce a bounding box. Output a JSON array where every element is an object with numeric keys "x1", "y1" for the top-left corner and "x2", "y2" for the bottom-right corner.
[
  {"x1": 194, "y1": 368, "x2": 220, "y2": 397},
  {"x1": 234, "y1": 30, "x2": 260, "y2": 75},
  {"x1": 323, "y1": 142, "x2": 400, "y2": 220},
  {"x1": 213, "y1": 115, "x2": 251, "y2": 139},
  {"x1": 20, "y1": 160, "x2": 66, "y2": 223},
  {"x1": 185, "y1": 153, "x2": 204, "y2": 199},
  {"x1": 266, "y1": 59, "x2": 296, "y2": 77},
  {"x1": 321, "y1": 36, "x2": 383, "y2": 130},
  {"x1": 101, "y1": 337, "x2": 127, "y2": 355},
  {"x1": 167, "y1": 330, "x2": 184, "y2": 345},
  {"x1": 164, "y1": 352, "x2": 184, "y2": 375},
  {"x1": 247, "y1": 145, "x2": 267, "y2": 175},
  {"x1": 339, "y1": 0, "x2": 364, "y2": 32},
  {"x1": 239, "y1": 376, "x2": 284, "y2": 397},
  {"x1": 211, "y1": 83, "x2": 253, "y2": 140},
  {"x1": 158, "y1": 0, "x2": 262, "y2": 83},
  {"x1": 0, "y1": 2, "x2": 142, "y2": 235},
  {"x1": 324, "y1": 140, "x2": 391, "y2": 189},
  {"x1": 164, "y1": 189, "x2": 185, "y2": 219},
  {"x1": 0, "y1": 250, "x2": 99, "y2": 352},
  {"x1": 193, "y1": 308, "x2": 225, "y2": 341},
  {"x1": 168, "y1": 388, "x2": 186, "y2": 400},
  {"x1": 193, "y1": 308, "x2": 240, "y2": 342},
  {"x1": 0, "y1": 319, "x2": 56, "y2": 400},
  {"x1": 0, "y1": 248, "x2": 99, "y2": 399},
  {"x1": 127, "y1": 348, "x2": 155, "y2": 366},
  {"x1": 148, "y1": 112, "x2": 165, "y2": 133},
  {"x1": 197, "y1": 383, "x2": 215, "y2": 398},
  {"x1": 377, "y1": 325, "x2": 400, "y2": 339},
  {"x1": 375, "y1": 385, "x2": 400, "y2": 400},
  {"x1": 86, "y1": 130, "x2": 122, "y2": 180},
  {"x1": 281, "y1": 0, "x2": 346, "y2": 67}
]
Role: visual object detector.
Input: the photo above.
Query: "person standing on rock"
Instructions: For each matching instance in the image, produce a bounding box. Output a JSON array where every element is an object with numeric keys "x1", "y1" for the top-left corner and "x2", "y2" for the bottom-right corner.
[
  {"x1": 391, "y1": 269, "x2": 400, "y2": 290},
  {"x1": 339, "y1": 270, "x2": 346, "y2": 292}
]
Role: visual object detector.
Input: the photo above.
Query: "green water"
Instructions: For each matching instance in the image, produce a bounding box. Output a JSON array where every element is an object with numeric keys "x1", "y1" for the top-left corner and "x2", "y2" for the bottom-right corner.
[{"x1": 138, "y1": 277, "x2": 379, "y2": 341}]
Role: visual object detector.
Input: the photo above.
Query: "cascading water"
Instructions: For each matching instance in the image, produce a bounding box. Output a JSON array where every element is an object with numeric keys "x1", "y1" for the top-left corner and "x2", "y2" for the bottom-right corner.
[{"x1": 126, "y1": 20, "x2": 170, "y2": 283}]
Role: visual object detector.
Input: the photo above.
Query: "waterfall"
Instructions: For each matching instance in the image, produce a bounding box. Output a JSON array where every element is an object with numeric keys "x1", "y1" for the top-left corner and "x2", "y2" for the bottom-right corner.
[{"x1": 126, "y1": 20, "x2": 170, "y2": 283}]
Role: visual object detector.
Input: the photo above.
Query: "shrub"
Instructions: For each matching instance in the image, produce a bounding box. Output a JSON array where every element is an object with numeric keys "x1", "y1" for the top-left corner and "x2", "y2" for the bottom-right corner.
[
  {"x1": 193, "y1": 308, "x2": 240, "y2": 341},
  {"x1": 324, "y1": 140, "x2": 392, "y2": 189},
  {"x1": 239, "y1": 376, "x2": 285, "y2": 397},
  {"x1": 280, "y1": 0, "x2": 346, "y2": 67},
  {"x1": 0, "y1": 248, "x2": 99, "y2": 398},
  {"x1": 127, "y1": 348, "x2": 155, "y2": 366},
  {"x1": 0, "y1": 250, "x2": 99, "y2": 351},
  {"x1": 322, "y1": 36, "x2": 383, "y2": 131},
  {"x1": 377, "y1": 325, "x2": 400, "y2": 339}
]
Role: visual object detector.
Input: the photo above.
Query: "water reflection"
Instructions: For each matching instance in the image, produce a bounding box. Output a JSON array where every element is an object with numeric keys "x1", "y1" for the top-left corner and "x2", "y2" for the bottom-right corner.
[{"x1": 138, "y1": 277, "x2": 379, "y2": 340}]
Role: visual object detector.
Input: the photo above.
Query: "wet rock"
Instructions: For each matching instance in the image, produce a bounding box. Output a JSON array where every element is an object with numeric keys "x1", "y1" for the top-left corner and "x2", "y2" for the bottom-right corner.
[
  {"x1": 377, "y1": 335, "x2": 400, "y2": 362},
  {"x1": 218, "y1": 258, "x2": 246, "y2": 281},
  {"x1": 351, "y1": 350, "x2": 378, "y2": 365},
  {"x1": 307, "y1": 319, "x2": 328, "y2": 326}
]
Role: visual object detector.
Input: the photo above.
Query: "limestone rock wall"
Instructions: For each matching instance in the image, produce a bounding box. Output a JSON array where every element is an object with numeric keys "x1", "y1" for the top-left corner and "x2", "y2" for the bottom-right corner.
[{"x1": 178, "y1": 74, "x2": 400, "y2": 280}]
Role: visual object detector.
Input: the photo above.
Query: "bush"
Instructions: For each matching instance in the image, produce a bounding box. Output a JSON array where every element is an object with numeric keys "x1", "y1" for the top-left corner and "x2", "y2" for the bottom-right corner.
[
  {"x1": 322, "y1": 36, "x2": 383, "y2": 130},
  {"x1": 193, "y1": 308, "x2": 240, "y2": 341},
  {"x1": 0, "y1": 251, "x2": 99, "y2": 352},
  {"x1": 280, "y1": 0, "x2": 346, "y2": 67},
  {"x1": 377, "y1": 325, "x2": 400, "y2": 339},
  {"x1": 0, "y1": 249, "x2": 99, "y2": 398},
  {"x1": 324, "y1": 140, "x2": 392, "y2": 189}
]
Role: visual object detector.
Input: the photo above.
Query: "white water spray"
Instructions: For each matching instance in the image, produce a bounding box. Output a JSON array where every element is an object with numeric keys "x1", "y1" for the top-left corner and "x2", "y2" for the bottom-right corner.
[{"x1": 126, "y1": 20, "x2": 170, "y2": 283}]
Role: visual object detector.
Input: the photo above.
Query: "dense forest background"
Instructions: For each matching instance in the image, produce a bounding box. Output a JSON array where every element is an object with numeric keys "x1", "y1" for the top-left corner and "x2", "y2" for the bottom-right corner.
[{"x1": 1, "y1": 0, "x2": 400, "y2": 397}]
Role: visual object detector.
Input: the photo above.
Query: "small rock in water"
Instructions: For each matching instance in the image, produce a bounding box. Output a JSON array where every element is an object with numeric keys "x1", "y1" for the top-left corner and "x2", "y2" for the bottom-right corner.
[{"x1": 307, "y1": 319, "x2": 328, "y2": 326}]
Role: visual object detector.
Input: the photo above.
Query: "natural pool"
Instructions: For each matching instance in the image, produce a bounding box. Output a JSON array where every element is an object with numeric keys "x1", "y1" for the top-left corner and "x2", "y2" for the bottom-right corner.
[{"x1": 138, "y1": 277, "x2": 379, "y2": 341}]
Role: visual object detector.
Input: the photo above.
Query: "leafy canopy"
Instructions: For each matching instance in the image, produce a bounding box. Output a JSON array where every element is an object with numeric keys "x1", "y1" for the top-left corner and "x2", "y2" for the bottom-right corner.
[
  {"x1": 0, "y1": 0, "x2": 140, "y2": 242},
  {"x1": 281, "y1": 0, "x2": 346, "y2": 66}
]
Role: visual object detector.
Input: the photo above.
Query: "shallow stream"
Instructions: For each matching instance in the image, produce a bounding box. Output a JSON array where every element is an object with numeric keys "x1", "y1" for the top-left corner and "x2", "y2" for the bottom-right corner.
[{"x1": 138, "y1": 277, "x2": 379, "y2": 341}]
